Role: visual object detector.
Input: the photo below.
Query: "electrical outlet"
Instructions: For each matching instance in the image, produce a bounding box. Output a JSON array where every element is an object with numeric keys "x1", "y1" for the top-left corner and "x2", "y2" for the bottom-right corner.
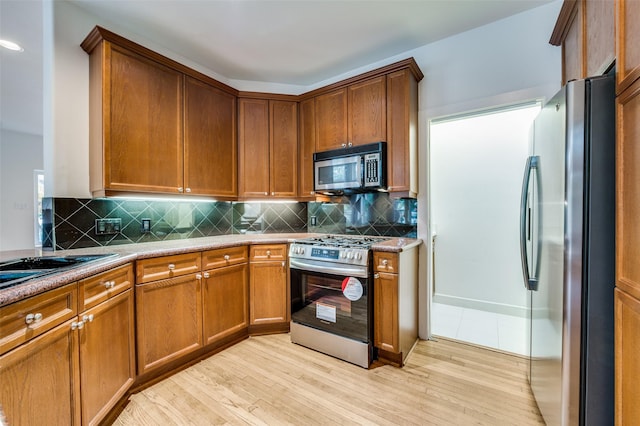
[
  {"x1": 141, "y1": 218, "x2": 151, "y2": 233},
  {"x1": 310, "y1": 216, "x2": 317, "y2": 226},
  {"x1": 95, "y1": 218, "x2": 121, "y2": 235}
]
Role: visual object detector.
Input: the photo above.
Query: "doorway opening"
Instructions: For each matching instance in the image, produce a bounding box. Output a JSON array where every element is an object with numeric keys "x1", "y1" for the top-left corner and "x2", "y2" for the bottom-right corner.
[{"x1": 429, "y1": 102, "x2": 541, "y2": 355}]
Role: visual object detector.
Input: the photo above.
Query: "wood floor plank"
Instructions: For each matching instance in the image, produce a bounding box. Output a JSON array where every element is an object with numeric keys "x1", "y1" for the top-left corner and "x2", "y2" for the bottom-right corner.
[{"x1": 113, "y1": 334, "x2": 544, "y2": 425}]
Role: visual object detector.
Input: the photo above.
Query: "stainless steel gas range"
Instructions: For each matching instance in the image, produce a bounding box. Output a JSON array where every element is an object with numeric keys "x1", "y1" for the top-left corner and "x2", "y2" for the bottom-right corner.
[{"x1": 288, "y1": 235, "x2": 389, "y2": 368}]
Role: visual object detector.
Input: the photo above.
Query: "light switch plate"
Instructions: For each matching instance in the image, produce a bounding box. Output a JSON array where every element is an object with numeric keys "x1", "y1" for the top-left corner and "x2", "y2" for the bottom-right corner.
[{"x1": 95, "y1": 218, "x2": 122, "y2": 235}]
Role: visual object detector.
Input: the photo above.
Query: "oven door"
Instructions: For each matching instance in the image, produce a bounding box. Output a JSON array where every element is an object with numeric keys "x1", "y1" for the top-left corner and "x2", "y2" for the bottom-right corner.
[
  {"x1": 290, "y1": 259, "x2": 370, "y2": 343},
  {"x1": 314, "y1": 155, "x2": 362, "y2": 192}
]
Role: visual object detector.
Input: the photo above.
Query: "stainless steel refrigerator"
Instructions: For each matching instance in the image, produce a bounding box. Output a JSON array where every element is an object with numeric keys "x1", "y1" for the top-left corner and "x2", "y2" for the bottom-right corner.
[{"x1": 520, "y1": 74, "x2": 615, "y2": 425}]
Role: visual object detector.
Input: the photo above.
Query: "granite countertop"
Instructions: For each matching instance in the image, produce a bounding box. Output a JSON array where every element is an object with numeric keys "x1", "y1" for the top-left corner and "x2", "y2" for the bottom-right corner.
[{"x1": 0, "y1": 233, "x2": 421, "y2": 307}]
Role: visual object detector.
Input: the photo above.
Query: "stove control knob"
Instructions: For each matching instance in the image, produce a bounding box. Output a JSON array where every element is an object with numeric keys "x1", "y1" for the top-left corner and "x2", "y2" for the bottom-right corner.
[
  {"x1": 347, "y1": 252, "x2": 353, "y2": 260},
  {"x1": 355, "y1": 252, "x2": 362, "y2": 260},
  {"x1": 340, "y1": 252, "x2": 346, "y2": 258}
]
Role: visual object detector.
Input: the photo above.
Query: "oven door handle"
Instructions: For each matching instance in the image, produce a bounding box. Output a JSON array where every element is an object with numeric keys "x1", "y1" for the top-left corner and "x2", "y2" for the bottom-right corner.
[{"x1": 289, "y1": 258, "x2": 369, "y2": 278}]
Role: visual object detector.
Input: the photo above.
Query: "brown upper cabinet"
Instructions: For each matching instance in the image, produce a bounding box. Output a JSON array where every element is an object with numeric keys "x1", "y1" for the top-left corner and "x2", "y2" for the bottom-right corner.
[
  {"x1": 238, "y1": 97, "x2": 298, "y2": 199},
  {"x1": 81, "y1": 26, "x2": 239, "y2": 199},
  {"x1": 303, "y1": 59, "x2": 423, "y2": 197},
  {"x1": 550, "y1": 0, "x2": 615, "y2": 84},
  {"x1": 315, "y1": 75, "x2": 386, "y2": 151},
  {"x1": 616, "y1": 0, "x2": 640, "y2": 93},
  {"x1": 82, "y1": 27, "x2": 423, "y2": 200}
]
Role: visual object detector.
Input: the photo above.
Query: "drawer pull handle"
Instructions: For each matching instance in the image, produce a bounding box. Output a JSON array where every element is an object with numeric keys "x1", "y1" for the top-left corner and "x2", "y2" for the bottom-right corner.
[
  {"x1": 168, "y1": 264, "x2": 176, "y2": 271},
  {"x1": 82, "y1": 314, "x2": 94, "y2": 324},
  {"x1": 382, "y1": 259, "x2": 389, "y2": 266},
  {"x1": 266, "y1": 250, "x2": 271, "y2": 257},
  {"x1": 224, "y1": 255, "x2": 230, "y2": 261},
  {"x1": 25, "y1": 313, "x2": 43, "y2": 325},
  {"x1": 104, "y1": 280, "x2": 116, "y2": 289}
]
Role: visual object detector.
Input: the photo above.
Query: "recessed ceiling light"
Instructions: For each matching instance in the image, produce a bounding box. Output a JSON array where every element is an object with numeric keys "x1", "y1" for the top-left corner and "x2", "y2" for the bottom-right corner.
[{"x1": 0, "y1": 39, "x2": 24, "y2": 52}]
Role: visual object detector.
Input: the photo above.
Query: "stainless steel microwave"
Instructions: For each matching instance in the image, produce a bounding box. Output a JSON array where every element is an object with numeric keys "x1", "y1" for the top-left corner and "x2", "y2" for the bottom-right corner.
[{"x1": 313, "y1": 142, "x2": 387, "y2": 193}]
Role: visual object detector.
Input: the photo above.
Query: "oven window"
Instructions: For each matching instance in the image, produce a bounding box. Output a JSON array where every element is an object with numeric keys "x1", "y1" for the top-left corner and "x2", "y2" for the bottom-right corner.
[{"x1": 291, "y1": 268, "x2": 369, "y2": 342}]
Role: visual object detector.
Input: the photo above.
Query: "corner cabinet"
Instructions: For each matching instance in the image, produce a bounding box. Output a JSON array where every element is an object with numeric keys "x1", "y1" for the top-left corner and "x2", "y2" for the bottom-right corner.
[
  {"x1": 81, "y1": 26, "x2": 239, "y2": 199},
  {"x1": 373, "y1": 247, "x2": 419, "y2": 367},
  {"x1": 238, "y1": 97, "x2": 298, "y2": 199}
]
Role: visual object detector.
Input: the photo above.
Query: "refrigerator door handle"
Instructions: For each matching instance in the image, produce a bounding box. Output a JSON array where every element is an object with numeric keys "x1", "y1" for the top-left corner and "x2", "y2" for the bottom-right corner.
[{"x1": 520, "y1": 155, "x2": 539, "y2": 290}]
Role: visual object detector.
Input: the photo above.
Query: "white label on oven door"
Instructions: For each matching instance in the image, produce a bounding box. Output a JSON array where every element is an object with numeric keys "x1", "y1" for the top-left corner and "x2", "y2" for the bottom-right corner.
[
  {"x1": 342, "y1": 277, "x2": 363, "y2": 301},
  {"x1": 316, "y1": 302, "x2": 337, "y2": 323}
]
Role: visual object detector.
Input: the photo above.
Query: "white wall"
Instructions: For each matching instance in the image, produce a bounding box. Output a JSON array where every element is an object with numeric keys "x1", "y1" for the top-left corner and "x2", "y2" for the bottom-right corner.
[{"x1": 0, "y1": 129, "x2": 43, "y2": 250}]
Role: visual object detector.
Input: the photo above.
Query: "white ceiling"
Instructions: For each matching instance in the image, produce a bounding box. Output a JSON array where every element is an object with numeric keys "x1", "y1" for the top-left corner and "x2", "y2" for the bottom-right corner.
[{"x1": 0, "y1": 0, "x2": 554, "y2": 136}]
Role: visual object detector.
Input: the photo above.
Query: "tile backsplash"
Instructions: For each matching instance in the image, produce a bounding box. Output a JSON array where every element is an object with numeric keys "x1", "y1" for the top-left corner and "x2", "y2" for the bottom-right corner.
[{"x1": 43, "y1": 193, "x2": 416, "y2": 250}]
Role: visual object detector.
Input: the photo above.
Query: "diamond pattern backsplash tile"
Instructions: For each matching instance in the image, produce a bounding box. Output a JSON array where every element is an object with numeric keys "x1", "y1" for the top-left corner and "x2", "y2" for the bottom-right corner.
[
  {"x1": 308, "y1": 193, "x2": 417, "y2": 238},
  {"x1": 43, "y1": 193, "x2": 413, "y2": 250}
]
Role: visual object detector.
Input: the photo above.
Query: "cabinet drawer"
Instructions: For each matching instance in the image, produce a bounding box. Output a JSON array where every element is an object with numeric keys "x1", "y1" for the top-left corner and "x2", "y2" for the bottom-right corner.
[
  {"x1": 250, "y1": 244, "x2": 288, "y2": 262},
  {"x1": 79, "y1": 263, "x2": 133, "y2": 311},
  {"x1": 373, "y1": 252, "x2": 398, "y2": 273},
  {"x1": 136, "y1": 252, "x2": 201, "y2": 284},
  {"x1": 202, "y1": 246, "x2": 248, "y2": 270},
  {"x1": 0, "y1": 283, "x2": 77, "y2": 355}
]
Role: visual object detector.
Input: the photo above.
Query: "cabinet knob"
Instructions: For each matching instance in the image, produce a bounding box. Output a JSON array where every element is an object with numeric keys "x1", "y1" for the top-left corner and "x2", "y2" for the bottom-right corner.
[
  {"x1": 271, "y1": 192, "x2": 275, "y2": 196},
  {"x1": 341, "y1": 143, "x2": 347, "y2": 148},
  {"x1": 382, "y1": 259, "x2": 388, "y2": 266},
  {"x1": 25, "y1": 312, "x2": 43, "y2": 325},
  {"x1": 168, "y1": 264, "x2": 176, "y2": 271},
  {"x1": 196, "y1": 273, "x2": 202, "y2": 280},
  {"x1": 266, "y1": 250, "x2": 271, "y2": 257},
  {"x1": 178, "y1": 187, "x2": 184, "y2": 193},
  {"x1": 282, "y1": 261, "x2": 286, "y2": 268},
  {"x1": 82, "y1": 314, "x2": 94, "y2": 324},
  {"x1": 203, "y1": 272, "x2": 210, "y2": 279},
  {"x1": 71, "y1": 321, "x2": 84, "y2": 330},
  {"x1": 185, "y1": 187, "x2": 191, "y2": 193},
  {"x1": 104, "y1": 280, "x2": 115, "y2": 289},
  {"x1": 374, "y1": 273, "x2": 380, "y2": 279},
  {"x1": 348, "y1": 142, "x2": 353, "y2": 147},
  {"x1": 224, "y1": 254, "x2": 230, "y2": 261}
]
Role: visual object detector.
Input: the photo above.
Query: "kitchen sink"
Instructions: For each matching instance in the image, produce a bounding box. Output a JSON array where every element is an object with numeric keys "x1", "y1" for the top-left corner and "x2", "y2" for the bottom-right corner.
[{"x1": 0, "y1": 254, "x2": 117, "y2": 290}]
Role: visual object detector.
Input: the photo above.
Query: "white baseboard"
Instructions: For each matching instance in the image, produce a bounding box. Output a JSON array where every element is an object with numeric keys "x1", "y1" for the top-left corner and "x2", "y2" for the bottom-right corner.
[{"x1": 433, "y1": 293, "x2": 528, "y2": 318}]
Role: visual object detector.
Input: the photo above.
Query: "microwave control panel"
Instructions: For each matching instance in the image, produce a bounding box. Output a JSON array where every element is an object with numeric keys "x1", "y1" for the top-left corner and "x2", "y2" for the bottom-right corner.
[{"x1": 364, "y1": 153, "x2": 381, "y2": 186}]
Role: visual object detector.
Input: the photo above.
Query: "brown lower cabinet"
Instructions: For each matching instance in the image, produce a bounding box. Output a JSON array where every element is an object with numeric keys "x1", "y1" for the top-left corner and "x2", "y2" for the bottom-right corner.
[
  {"x1": 135, "y1": 273, "x2": 203, "y2": 375},
  {"x1": 0, "y1": 264, "x2": 135, "y2": 426},
  {"x1": 0, "y1": 319, "x2": 81, "y2": 425},
  {"x1": 615, "y1": 289, "x2": 640, "y2": 424},
  {"x1": 249, "y1": 244, "x2": 290, "y2": 333}
]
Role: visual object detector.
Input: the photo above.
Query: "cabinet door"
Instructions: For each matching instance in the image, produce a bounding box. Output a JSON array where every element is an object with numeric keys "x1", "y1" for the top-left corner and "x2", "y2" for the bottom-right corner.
[
  {"x1": 585, "y1": 0, "x2": 615, "y2": 77},
  {"x1": 387, "y1": 69, "x2": 418, "y2": 194},
  {"x1": 184, "y1": 76, "x2": 237, "y2": 197},
  {"x1": 616, "y1": 0, "x2": 640, "y2": 92},
  {"x1": 238, "y1": 98, "x2": 270, "y2": 197},
  {"x1": 615, "y1": 289, "x2": 640, "y2": 425},
  {"x1": 348, "y1": 76, "x2": 386, "y2": 146},
  {"x1": 616, "y1": 79, "x2": 640, "y2": 300},
  {"x1": 563, "y1": 1, "x2": 584, "y2": 84},
  {"x1": 249, "y1": 261, "x2": 288, "y2": 325},
  {"x1": 203, "y1": 263, "x2": 249, "y2": 344},
  {"x1": 0, "y1": 320, "x2": 80, "y2": 426},
  {"x1": 315, "y1": 88, "x2": 348, "y2": 151},
  {"x1": 298, "y1": 98, "x2": 316, "y2": 199},
  {"x1": 135, "y1": 274, "x2": 202, "y2": 374},
  {"x1": 106, "y1": 43, "x2": 183, "y2": 194},
  {"x1": 373, "y1": 271, "x2": 399, "y2": 353},
  {"x1": 79, "y1": 290, "x2": 135, "y2": 426},
  {"x1": 270, "y1": 100, "x2": 298, "y2": 197}
]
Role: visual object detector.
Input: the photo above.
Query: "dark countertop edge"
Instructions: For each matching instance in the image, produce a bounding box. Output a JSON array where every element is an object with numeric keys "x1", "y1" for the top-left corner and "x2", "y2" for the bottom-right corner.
[{"x1": 0, "y1": 233, "x2": 422, "y2": 307}]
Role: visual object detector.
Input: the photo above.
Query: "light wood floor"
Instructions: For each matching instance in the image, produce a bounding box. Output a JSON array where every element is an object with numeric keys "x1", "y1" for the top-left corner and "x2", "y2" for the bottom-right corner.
[{"x1": 113, "y1": 334, "x2": 544, "y2": 425}]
